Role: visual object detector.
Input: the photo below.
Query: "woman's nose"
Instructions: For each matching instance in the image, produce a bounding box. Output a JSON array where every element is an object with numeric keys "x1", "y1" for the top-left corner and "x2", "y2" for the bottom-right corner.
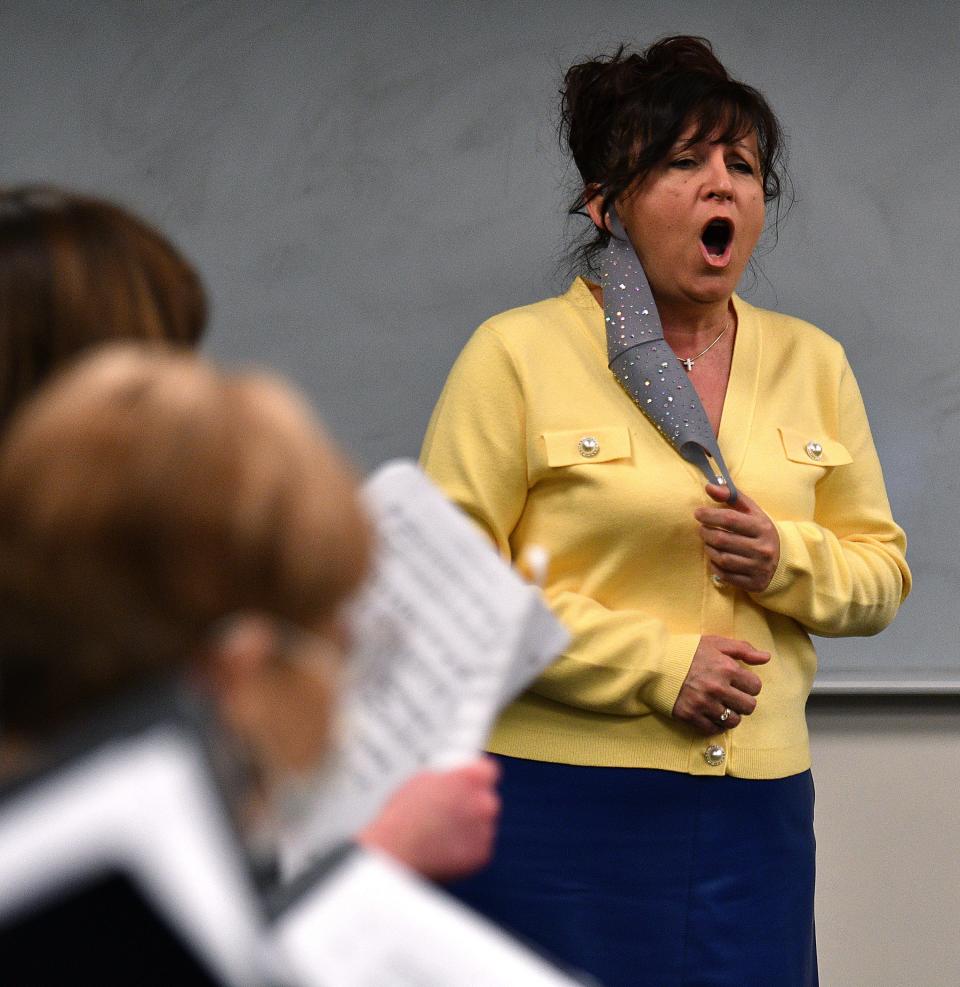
[{"x1": 703, "y1": 154, "x2": 734, "y2": 200}]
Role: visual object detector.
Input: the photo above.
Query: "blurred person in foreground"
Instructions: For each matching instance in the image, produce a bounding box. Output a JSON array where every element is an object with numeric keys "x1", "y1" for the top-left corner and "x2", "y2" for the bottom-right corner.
[
  {"x1": 0, "y1": 345, "x2": 498, "y2": 881},
  {"x1": 0, "y1": 185, "x2": 498, "y2": 881}
]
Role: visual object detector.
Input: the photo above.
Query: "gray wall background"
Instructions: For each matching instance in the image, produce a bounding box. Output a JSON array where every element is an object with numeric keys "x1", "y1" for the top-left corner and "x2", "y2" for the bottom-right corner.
[{"x1": 1, "y1": 0, "x2": 957, "y2": 688}]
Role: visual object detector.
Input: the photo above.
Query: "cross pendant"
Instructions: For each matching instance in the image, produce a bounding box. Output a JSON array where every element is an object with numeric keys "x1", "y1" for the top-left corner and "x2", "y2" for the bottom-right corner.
[{"x1": 681, "y1": 357, "x2": 694, "y2": 371}]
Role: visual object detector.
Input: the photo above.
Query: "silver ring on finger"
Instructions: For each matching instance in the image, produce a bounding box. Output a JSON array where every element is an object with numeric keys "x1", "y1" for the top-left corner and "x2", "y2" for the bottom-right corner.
[{"x1": 719, "y1": 707, "x2": 732, "y2": 723}]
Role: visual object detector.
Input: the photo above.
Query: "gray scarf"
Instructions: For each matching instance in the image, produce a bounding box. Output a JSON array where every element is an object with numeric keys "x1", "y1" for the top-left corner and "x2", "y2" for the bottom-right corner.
[{"x1": 601, "y1": 219, "x2": 738, "y2": 501}]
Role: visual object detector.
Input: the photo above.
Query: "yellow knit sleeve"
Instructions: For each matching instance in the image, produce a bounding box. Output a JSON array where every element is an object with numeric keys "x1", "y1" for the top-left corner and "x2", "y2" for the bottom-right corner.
[
  {"x1": 750, "y1": 357, "x2": 911, "y2": 635},
  {"x1": 420, "y1": 324, "x2": 527, "y2": 559},
  {"x1": 421, "y1": 321, "x2": 698, "y2": 719},
  {"x1": 532, "y1": 589, "x2": 699, "y2": 717}
]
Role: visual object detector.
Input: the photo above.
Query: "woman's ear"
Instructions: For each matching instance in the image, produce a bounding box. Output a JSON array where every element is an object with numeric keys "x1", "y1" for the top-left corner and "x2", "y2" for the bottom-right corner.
[{"x1": 583, "y1": 185, "x2": 610, "y2": 232}]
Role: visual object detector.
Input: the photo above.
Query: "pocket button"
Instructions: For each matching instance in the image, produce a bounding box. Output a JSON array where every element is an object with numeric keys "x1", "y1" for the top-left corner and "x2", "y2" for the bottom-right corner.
[
  {"x1": 805, "y1": 441, "x2": 823, "y2": 461},
  {"x1": 578, "y1": 436, "x2": 600, "y2": 458}
]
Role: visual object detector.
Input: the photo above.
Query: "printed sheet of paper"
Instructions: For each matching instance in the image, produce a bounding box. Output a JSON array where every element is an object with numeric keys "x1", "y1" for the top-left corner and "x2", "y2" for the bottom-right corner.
[
  {"x1": 272, "y1": 848, "x2": 592, "y2": 987},
  {"x1": 278, "y1": 461, "x2": 569, "y2": 876}
]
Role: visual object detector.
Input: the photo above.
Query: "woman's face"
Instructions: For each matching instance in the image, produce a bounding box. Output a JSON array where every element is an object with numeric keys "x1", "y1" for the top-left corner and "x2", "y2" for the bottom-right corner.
[
  {"x1": 207, "y1": 613, "x2": 346, "y2": 848},
  {"x1": 613, "y1": 127, "x2": 766, "y2": 311},
  {"x1": 249, "y1": 620, "x2": 345, "y2": 779},
  {"x1": 208, "y1": 614, "x2": 344, "y2": 783}
]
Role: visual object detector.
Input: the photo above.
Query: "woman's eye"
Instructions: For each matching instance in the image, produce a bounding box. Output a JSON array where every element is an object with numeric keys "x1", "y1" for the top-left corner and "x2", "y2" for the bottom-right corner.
[
  {"x1": 670, "y1": 157, "x2": 697, "y2": 170},
  {"x1": 729, "y1": 160, "x2": 756, "y2": 175}
]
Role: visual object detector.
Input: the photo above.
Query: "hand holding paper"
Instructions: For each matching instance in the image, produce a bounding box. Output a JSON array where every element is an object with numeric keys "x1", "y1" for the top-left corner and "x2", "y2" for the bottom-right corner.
[
  {"x1": 278, "y1": 461, "x2": 569, "y2": 878},
  {"x1": 356, "y1": 757, "x2": 500, "y2": 881}
]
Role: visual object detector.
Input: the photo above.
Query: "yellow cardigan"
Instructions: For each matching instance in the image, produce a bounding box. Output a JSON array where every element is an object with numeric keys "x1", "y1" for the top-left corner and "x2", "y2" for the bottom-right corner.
[{"x1": 421, "y1": 278, "x2": 911, "y2": 779}]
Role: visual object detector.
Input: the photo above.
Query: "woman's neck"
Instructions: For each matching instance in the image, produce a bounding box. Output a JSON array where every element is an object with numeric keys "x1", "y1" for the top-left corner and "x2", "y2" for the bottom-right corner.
[{"x1": 658, "y1": 299, "x2": 734, "y2": 348}]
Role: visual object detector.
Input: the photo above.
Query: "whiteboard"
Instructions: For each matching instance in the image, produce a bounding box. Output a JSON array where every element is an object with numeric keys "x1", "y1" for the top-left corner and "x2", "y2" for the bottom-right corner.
[{"x1": 0, "y1": 0, "x2": 955, "y2": 691}]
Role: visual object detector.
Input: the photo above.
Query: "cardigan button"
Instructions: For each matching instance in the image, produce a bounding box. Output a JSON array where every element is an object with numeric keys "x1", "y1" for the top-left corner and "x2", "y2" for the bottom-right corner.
[
  {"x1": 805, "y1": 441, "x2": 823, "y2": 461},
  {"x1": 711, "y1": 574, "x2": 725, "y2": 588},
  {"x1": 704, "y1": 745, "x2": 726, "y2": 767},
  {"x1": 577, "y1": 436, "x2": 600, "y2": 458}
]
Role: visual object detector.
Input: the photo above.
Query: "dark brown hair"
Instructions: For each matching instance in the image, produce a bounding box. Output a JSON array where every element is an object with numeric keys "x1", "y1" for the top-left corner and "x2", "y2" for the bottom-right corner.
[
  {"x1": 0, "y1": 186, "x2": 207, "y2": 428},
  {"x1": 0, "y1": 346, "x2": 370, "y2": 740},
  {"x1": 560, "y1": 36, "x2": 789, "y2": 273}
]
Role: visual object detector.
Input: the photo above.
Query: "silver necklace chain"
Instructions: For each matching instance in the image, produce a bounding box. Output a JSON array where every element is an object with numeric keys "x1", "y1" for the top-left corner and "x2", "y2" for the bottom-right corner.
[{"x1": 676, "y1": 320, "x2": 730, "y2": 372}]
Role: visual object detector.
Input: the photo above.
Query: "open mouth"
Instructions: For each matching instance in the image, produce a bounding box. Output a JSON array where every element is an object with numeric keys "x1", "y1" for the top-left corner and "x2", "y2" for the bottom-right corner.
[{"x1": 700, "y1": 219, "x2": 733, "y2": 259}]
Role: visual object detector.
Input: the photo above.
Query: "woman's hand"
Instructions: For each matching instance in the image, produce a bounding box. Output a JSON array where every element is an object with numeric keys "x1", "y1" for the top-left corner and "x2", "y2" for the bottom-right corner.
[
  {"x1": 356, "y1": 757, "x2": 501, "y2": 881},
  {"x1": 672, "y1": 635, "x2": 770, "y2": 735},
  {"x1": 695, "y1": 483, "x2": 780, "y2": 592}
]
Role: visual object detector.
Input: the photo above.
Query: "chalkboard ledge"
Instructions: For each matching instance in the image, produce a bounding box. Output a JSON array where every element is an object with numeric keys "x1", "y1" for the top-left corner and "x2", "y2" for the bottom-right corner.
[{"x1": 811, "y1": 677, "x2": 960, "y2": 696}]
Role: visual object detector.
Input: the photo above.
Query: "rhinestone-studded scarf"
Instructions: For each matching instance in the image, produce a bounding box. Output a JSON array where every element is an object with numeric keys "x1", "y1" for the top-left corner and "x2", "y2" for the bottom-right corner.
[{"x1": 602, "y1": 219, "x2": 738, "y2": 501}]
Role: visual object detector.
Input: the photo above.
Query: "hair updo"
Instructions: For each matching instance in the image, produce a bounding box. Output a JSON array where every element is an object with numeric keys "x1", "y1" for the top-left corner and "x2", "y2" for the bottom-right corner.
[{"x1": 559, "y1": 35, "x2": 788, "y2": 273}]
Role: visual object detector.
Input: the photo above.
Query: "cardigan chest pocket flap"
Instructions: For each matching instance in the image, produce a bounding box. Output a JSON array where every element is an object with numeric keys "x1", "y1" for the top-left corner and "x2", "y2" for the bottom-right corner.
[
  {"x1": 543, "y1": 427, "x2": 632, "y2": 467},
  {"x1": 777, "y1": 426, "x2": 852, "y2": 467}
]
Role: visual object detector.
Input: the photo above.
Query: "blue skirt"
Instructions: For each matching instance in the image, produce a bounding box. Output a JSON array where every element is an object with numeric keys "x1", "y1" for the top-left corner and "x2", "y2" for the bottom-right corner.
[{"x1": 447, "y1": 757, "x2": 817, "y2": 987}]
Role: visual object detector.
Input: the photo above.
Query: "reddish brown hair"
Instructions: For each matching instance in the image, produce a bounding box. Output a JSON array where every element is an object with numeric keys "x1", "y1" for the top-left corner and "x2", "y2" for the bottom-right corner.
[
  {"x1": 0, "y1": 346, "x2": 371, "y2": 739},
  {"x1": 0, "y1": 186, "x2": 207, "y2": 427}
]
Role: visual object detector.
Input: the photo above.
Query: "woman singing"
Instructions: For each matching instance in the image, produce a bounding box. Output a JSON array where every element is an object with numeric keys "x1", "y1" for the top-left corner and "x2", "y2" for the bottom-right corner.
[{"x1": 420, "y1": 35, "x2": 910, "y2": 987}]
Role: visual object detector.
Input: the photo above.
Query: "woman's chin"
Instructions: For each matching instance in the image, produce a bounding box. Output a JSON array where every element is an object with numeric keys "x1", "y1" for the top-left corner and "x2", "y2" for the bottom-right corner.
[
  {"x1": 671, "y1": 275, "x2": 740, "y2": 308},
  {"x1": 655, "y1": 257, "x2": 748, "y2": 309}
]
